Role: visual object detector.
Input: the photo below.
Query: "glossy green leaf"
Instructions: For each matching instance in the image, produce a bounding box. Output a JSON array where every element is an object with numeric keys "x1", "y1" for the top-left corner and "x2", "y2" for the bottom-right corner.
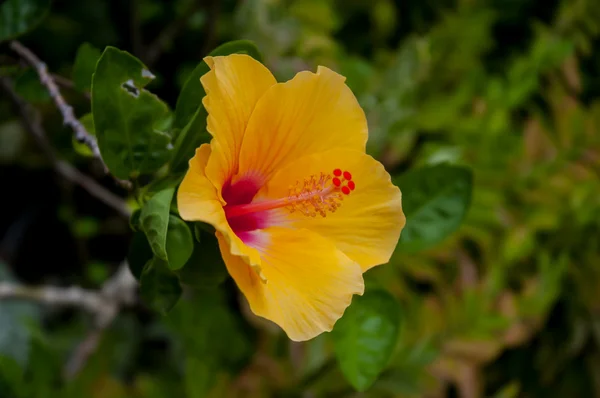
[
  {"x1": 91, "y1": 46, "x2": 171, "y2": 179},
  {"x1": 177, "y1": 229, "x2": 228, "y2": 288},
  {"x1": 18, "y1": 336, "x2": 59, "y2": 395},
  {"x1": 0, "y1": 120, "x2": 25, "y2": 163},
  {"x1": 127, "y1": 230, "x2": 153, "y2": 280},
  {"x1": 129, "y1": 208, "x2": 142, "y2": 232},
  {"x1": 140, "y1": 258, "x2": 182, "y2": 315},
  {"x1": 0, "y1": 65, "x2": 21, "y2": 77},
  {"x1": 13, "y1": 69, "x2": 49, "y2": 103},
  {"x1": 184, "y1": 356, "x2": 215, "y2": 398},
  {"x1": 396, "y1": 164, "x2": 473, "y2": 252},
  {"x1": 332, "y1": 289, "x2": 401, "y2": 392},
  {"x1": 140, "y1": 187, "x2": 175, "y2": 261},
  {"x1": 193, "y1": 222, "x2": 216, "y2": 242},
  {"x1": 0, "y1": 355, "x2": 24, "y2": 397},
  {"x1": 170, "y1": 40, "x2": 263, "y2": 172},
  {"x1": 165, "y1": 215, "x2": 194, "y2": 271},
  {"x1": 142, "y1": 174, "x2": 184, "y2": 198},
  {"x1": 169, "y1": 107, "x2": 210, "y2": 173},
  {"x1": 139, "y1": 188, "x2": 193, "y2": 270},
  {"x1": 72, "y1": 42, "x2": 101, "y2": 92},
  {"x1": 72, "y1": 113, "x2": 96, "y2": 157},
  {"x1": 0, "y1": 0, "x2": 50, "y2": 41},
  {"x1": 167, "y1": 289, "x2": 253, "y2": 369},
  {"x1": 172, "y1": 40, "x2": 263, "y2": 132}
]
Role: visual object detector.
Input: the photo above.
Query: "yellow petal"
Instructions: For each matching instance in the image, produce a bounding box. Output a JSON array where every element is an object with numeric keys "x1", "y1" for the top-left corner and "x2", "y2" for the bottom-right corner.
[
  {"x1": 237, "y1": 66, "x2": 368, "y2": 184},
  {"x1": 200, "y1": 54, "x2": 277, "y2": 193},
  {"x1": 257, "y1": 149, "x2": 405, "y2": 271},
  {"x1": 217, "y1": 227, "x2": 364, "y2": 341},
  {"x1": 177, "y1": 144, "x2": 262, "y2": 267}
]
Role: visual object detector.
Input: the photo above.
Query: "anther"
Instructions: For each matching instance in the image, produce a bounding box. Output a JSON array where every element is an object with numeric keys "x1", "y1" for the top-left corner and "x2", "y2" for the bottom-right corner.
[
  {"x1": 285, "y1": 169, "x2": 356, "y2": 217},
  {"x1": 224, "y1": 169, "x2": 356, "y2": 219}
]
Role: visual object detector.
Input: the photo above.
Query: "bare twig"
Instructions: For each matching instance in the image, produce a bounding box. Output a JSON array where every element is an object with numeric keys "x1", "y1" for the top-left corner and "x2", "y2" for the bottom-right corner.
[
  {"x1": 0, "y1": 261, "x2": 137, "y2": 379},
  {"x1": 143, "y1": 0, "x2": 202, "y2": 66},
  {"x1": 56, "y1": 161, "x2": 131, "y2": 218},
  {"x1": 0, "y1": 263, "x2": 136, "y2": 326},
  {"x1": 0, "y1": 283, "x2": 108, "y2": 314},
  {"x1": 0, "y1": 77, "x2": 131, "y2": 218},
  {"x1": 9, "y1": 41, "x2": 130, "y2": 189},
  {"x1": 2, "y1": 44, "x2": 139, "y2": 379},
  {"x1": 9, "y1": 42, "x2": 99, "y2": 159},
  {"x1": 64, "y1": 262, "x2": 137, "y2": 378}
]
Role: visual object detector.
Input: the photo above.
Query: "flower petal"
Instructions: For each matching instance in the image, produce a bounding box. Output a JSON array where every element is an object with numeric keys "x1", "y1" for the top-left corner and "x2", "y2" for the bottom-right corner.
[
  {"x1": 236, "y1": 66, "x2": 368, "y2": 184},
  {"x1": 257, "y1": 149, "x2": 405, "y2": 271},
  {"x1": 177, "y1": 144, "x2": 262, "y2": 267},
  {"x1": 200, "y1": 54, "x2": 277, "y2": 192},
  {"x1": 217, "y1": 226, "x2": 364, "y2": 341}
]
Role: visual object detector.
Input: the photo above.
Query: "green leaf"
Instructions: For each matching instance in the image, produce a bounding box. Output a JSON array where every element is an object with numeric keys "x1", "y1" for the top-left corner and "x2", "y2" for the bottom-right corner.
[
  {"x1": 169, "y1": 107, "x2": 209, "y2": 173},
  {"x1": 142, "y1": 174, "x2": 184, "y2": 198},
  {"x1": 0, "y1": 120, "x2": 26, "y2": 163},
  {"x1": 184, "y1": 356, "x2": 215, "y2": 398},
  {"x1": 72, "y1": 42, "x2": 101, "y2": 92},
  {"x1": 129, "y1": 208, "x2": 142, "y2": 232},
  {"x1": 139, "y1": 189, "x2": 193, "y2": 270},
  {"x1": 140, "y1": 258, "x2": 182, "y2": 315},
  {"x1": 0, "y1": 263, "x2": 41, "y2": 368},
  {"x1": 193, "y1": 222, "x2": 216, "y2": 241},
  {"x1": 13, "y1": 69, "x2": 50, "y2": 103},
  {"x1": 165, "y1": 215, "x2": 194, "y2": 271},
  {"x1": 395, "y1": 164, "x2": 473, "y2": 252},
  {"x1": 177, "y1": 229, "x2": 228, "y2": 288},
  {"x1": 19, "y1": 335, "x2": 60, "y2": 395},
  {"x1": 167, "y1": 289, "x2": 253, "y2": 369},
  {"x1": 172, "y1": 40, "x2": 263, "y2": 132},
  {"x1": 0, "y1": 355, "x2": 24, "y2": 398},
  {"x1": 72, "y1": 113, "x2": 96, "y2": 157},
  {"x1": 0, "y1": 65, "x2": 21, "y2": 77},
  {"x1": 170, "y1": 40, "x2": 263, "y2": 172},
  {"x1": 91, "y1": 46, "x2": 171, "y2": 180},
  {"x1": 332, "y1": 289, "x2": 401, "y2": 392},
  {"x1": 0, "y1": 0, "x2": 50, "y2": 41},
  {"x1": 140, "y1": 187, "x2": 175, "y2": 261},
  {"x1": 127, "y1": 230, "x2": 153, "y2": 280}
]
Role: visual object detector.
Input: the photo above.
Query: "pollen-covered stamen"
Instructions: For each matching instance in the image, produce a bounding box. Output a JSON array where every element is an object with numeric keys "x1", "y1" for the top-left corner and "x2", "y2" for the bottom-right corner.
[
  {"x1": 224, "y1": 169, "x2": 355, "y2": 219},
  {"x1": 286, "y1": 169, "x2": 355, "y2": 217}
]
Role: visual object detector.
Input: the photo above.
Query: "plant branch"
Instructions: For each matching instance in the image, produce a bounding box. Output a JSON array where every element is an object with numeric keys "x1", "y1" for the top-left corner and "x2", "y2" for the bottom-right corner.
[
  {"x1": 0, "y1": 77, "x2": 131, "y2": 218},
  {"x1": 0, "y1": 263, "x2": 136, "y2": 329},
  {"x1": 9, "y1": 40, "x2": 130, "y2": 189},
  {"x1": 9, "y1": 41, "x2": 98, "y2": 159},
  {"x1": 0, "y1": 284, "x2": 107, "y2": 313},
  {"x1": 0, "y1": 261, "x2": 137, "y2": 378},
  {"x1": 2, "y1": 43, "x2": 139, "y2": 380},
  {"x1": 64, "y1": 262, "x2": 137, "y2": 378}
]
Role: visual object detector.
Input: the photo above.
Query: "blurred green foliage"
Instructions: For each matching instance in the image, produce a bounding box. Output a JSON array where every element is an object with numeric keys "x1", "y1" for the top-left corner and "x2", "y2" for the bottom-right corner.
[{"x1": 1, "y1": 0, "x2": 600, "y2": 397}]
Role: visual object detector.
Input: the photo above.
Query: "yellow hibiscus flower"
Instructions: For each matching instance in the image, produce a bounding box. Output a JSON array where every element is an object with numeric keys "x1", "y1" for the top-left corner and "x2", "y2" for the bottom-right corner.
[{"x1": 177, "y1": 54, "x2": 405, "y2": 341}]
